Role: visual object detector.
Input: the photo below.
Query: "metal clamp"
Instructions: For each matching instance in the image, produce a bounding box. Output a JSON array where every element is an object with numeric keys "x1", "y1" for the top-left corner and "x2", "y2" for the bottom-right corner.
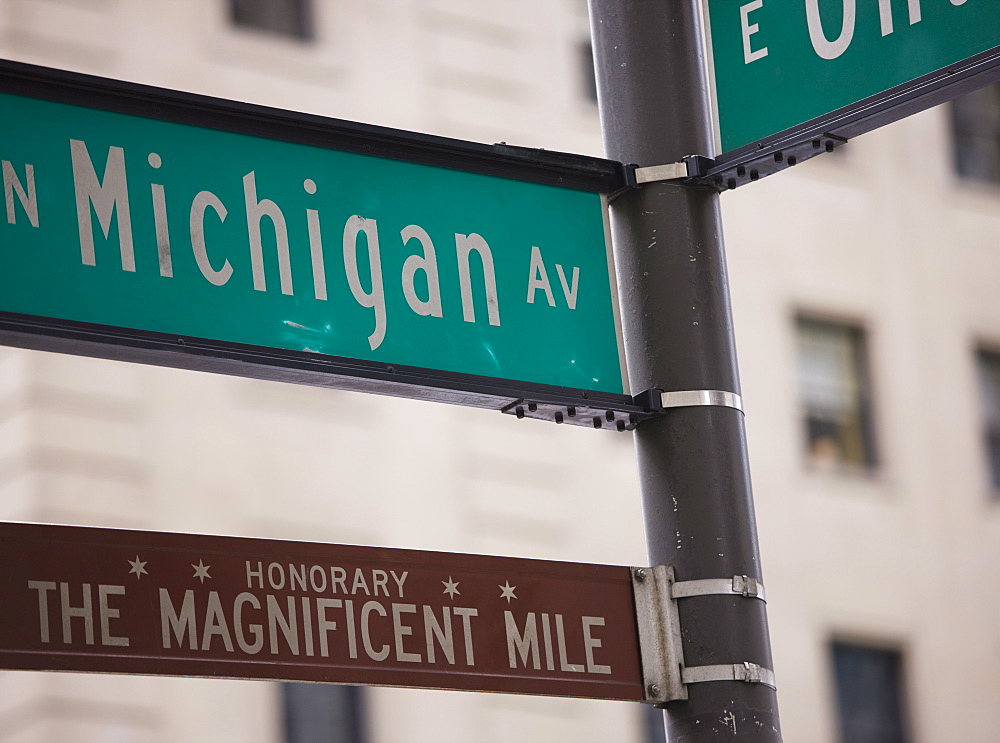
[
  {"x1": 660, "y1": 389, "x2": 744, "y2": 413},
  {"x1": 671, "y1": 575, "x2": 766, "y2": 602},
  {"x1": 630, "y1": 155, "x2": 714, "y2": 186},
  {"x1": 631, "y1": 566, "x2": 687, "y2": 704},
  {"x1": 682, "y1": 662, "x2": 777, "y2": 690},
  {"x1": 634, "y1": 162, "x2": 688, "y2": 183}
]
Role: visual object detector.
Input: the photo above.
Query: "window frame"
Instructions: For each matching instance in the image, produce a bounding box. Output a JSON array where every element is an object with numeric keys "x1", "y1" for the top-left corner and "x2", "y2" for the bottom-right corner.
[
  {"x1": 950, "y1": 81, "x2": 1000, "y2": 186},
  {"x1": 229, "y1": 0, "x2": 316, "y2": 43},
  {"x1": 795, "y1": 314, "x2": 879, "y2": 473},
  {"x1": 829, "y1": 639, "x2": 911, "y2": 743},
  {"x1": 974, "y1": 346, "x2": 1000, "y2": 498}
]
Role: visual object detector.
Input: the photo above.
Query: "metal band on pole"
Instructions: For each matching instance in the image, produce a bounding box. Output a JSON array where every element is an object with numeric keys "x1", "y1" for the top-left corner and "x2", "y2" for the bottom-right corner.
[
  {"x1": 682, "y1": 663, "x2": 777, "y2": 690},
  {"x1": 660, "y1": 390, "x2": 744, "y2": 413},
  {"x1": 671, "y1": 575, "x2": 766, "y2": 602}
]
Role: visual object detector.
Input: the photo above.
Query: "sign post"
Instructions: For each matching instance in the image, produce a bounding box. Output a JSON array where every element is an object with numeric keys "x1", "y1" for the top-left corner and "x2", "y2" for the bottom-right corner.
[{"x1": 589, "y1": 1, "x2": 781, "y2": 740}]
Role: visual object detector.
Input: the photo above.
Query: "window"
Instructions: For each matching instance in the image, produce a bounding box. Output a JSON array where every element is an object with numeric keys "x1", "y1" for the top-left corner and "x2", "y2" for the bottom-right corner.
[
  {"x1": 831, "y1": 642, "x2": 908, "y2": 743},
  {"x1": 283, "y1": 683, "x2": 364, "y2": 743},
  {"x1": 579, "y1": 40, "x2": 598, "y2": 103},
  {"x1": 976, "y1": 349, "x2": 1000, "y2": 493},
  {"x1": 950, "y1": 82, "x2": 1000, "y2": 184},
  {"x1": 796, "y1": 317, "x2": 877, "y2": 469},
  {"x1": 230, "y1": 0, "x2": 314, "y2": 41}
]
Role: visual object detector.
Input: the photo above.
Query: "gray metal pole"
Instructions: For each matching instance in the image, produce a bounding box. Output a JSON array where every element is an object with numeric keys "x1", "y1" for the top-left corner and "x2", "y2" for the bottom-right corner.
[{"x1": 587, "y1": 2, "x2": 781, "y2": 740}]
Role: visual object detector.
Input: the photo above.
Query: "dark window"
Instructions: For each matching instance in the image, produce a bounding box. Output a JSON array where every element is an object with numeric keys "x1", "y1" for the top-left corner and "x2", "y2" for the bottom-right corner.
[
  {"x1": 283, "y1": 683, "x2": 364, "y2": 743},
  {"x1": 580, "y1": 40, "x2": 598, "y2": 103},
  {"x1": 831, "y1": 642, "x2": 908, "y2": 743},
  {"x1": 796, "y1": 317, "x2": 877, "y2": 469},
  {"x1": 976, "y1": 349, "x2": 1000, "y2": 492},
  {"x1": 230, "y1": 0, "x2": 314, "y2": 41},
  {"x1": 951, "y1": 82, "x2": 1000, "y2": 183}
]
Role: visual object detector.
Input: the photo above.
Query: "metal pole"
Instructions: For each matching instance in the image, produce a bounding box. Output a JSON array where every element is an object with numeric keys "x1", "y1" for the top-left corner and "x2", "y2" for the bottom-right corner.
[{"x1": 587, "y1": 2, "x2": 781, "y2": 740}]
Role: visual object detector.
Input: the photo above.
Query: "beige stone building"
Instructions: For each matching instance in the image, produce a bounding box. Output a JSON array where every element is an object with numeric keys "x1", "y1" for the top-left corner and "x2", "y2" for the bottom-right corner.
[{"x1": 1, "y1": 1, "x2": 999, "y2": 742}]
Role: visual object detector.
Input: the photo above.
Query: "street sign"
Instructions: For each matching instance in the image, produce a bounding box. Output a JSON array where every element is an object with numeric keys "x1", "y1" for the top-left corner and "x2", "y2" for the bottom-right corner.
[
  {"x1": 698, "y1": 0, "x2": 1000, "y2": 187},
  {"x1": 0, "y1": 522, "x2": 645, "y2": 701},
  {"x1": 0, "y1": 60, "x2": 646, "y2": 428}
]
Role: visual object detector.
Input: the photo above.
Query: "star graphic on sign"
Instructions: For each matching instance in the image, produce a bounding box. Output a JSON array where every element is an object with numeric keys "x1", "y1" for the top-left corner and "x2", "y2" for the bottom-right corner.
[
  {"x1": 442, "y1": 577, "x2": 460, "y2": 599},
  {"x1": 127, "y1": 555, "x2": 148, "y2": 580},
  {"x1": 499, "y1": 581, "x2": 517, "y2": 603},
  {"x1": 192, "y1": 560, "x2": 211, "y2": 583}
]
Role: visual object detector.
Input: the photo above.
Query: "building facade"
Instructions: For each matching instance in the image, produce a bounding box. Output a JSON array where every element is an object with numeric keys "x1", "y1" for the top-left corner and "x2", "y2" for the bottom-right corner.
[{"x1": 1, "y1": 1, "x2": 999, "y2": 742}]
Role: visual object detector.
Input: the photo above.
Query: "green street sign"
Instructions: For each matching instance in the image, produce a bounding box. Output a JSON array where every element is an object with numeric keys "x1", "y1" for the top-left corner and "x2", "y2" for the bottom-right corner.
[
  {"x1": 703, "y1": 0, "x2": 1000, "y2": 159},
  {"x1": 0, "y1": 62, "x2": 647, "y2": 428}
]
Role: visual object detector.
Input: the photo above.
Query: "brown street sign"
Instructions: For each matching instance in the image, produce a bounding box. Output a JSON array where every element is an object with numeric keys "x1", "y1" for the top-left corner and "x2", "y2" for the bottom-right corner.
[{"x1": 0, "y1": 522, "x2": 644, "y2": 701}]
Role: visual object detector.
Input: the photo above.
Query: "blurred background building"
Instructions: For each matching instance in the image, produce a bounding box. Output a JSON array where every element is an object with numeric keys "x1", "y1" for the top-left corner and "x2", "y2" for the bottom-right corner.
[{"x1": 1, "y1": 1, "x2": 1000, "y2": 741}]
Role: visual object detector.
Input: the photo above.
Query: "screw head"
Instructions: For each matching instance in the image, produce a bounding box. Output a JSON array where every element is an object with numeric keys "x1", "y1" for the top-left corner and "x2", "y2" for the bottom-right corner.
[
  {"x1": 647, "y1": 683, "x2": 661, "y2": 697},
  {"x1": 634, "y1": 568, "x2": 647, "y2": 582}
]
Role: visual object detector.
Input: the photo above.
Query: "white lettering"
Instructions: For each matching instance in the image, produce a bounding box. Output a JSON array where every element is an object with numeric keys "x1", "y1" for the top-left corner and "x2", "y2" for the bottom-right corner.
[
  {"x1": 159, "y1": 588, "x2": 197, "y2": 650},
  {"x1": 289, "y1": 565, "x2": 307, "y2": 592},
  {"x1": 70, "y1": 139, "x2": 134, "y2": 271},
  {"x1": 203, "y1": 591, "x2": 235, "y2": 652},
  {"x1": 27, "y1": 580, "x2": 56, "y2": 643},
  {"x1": 246, "y1": 561, "x2": 264, "y2": 590},
  {"x1": 541, "y1": 613, "x2": 555, "y2": 670},
  {"x1": 392, "y1": 603, "x2": 421, "y2": 662},
  {"x1": 805, "y1": 0, "x2": 855, "y2": 60},
  {"x1": 343, "y1": 215, "x2": 387, "y2": 350},
  {"x1": 456, "y1": 233, "x2": 501, "y2": 326},
  {"x1": 505, "y1": 611, "x2": 540, "y2": 669},
  {"x1": 526, "y1": 245, "x2": 555, "y2": 306},
  {"x1": 556, "y1": 614, "x2": 584, "y2": 672},
  {"x1": 361, "y1": 600, "x2": 390, "y2": 661},
  {"x1": 316, "y1": 598, "x2": 341, "y2": 658},
  {"x1": 98, "y1": 584, "x2": 129, "y2": 647},
  {"x1": 351, "y1": 568, "x2": 371, "y2": 596},
  {"x1": 60, "y1": 582, "x2": 94, "y2": 645},
  {"x1": 268, "y1": 562, "x2": 286, "y2": 590},
  {"x1": 372, "y1": 569, "x2": 389, "y2": 598},
  {"x1": 400, "y1": 225, "x2": 443, "y2": 317},
  {"x1": 234, "y1": 592, "x2": 264, "y2": 654},
  {"x1": 555, "y1": 264, "x2": 580, "y2": 309},
  {"x1": 304, "y1": 179, "x2": 327, "y2": 301},
  {"x1": 390, "y1": 570, "x2": 408, "y2": 598},
  {"x1": 740, "y1": 1, "x2": 769, "y2": 63},
  {"x1": 3, "y1": 160, "x2": 38, "y2": 227},
  {"x1": 582, "y1": 616, "x2": 612, "y2": 674},
  {"x1": 878, "y1": 0, "x2": 893, "y2": 35},
  {"x1": 309, "y1": 565, "x2": 328, "y2": 593},
  {"x1": 344, "y1": 599, "x2": 358, "y2": 659},
  {"x1": 190, "y1": 191, "x2": 232, "y2": 286},
  {"x1": 266, "y1": 594, "x2": 299, "y2": 655},
  {"x1": 301, "y1": 596, "x2": 315, "y2": 657},
  {"x1": 423, "y1": 605, "x2": 455, "y2": 664},
  {"x1": 331, "y1": 567, "x2": 348, "y2": 595},
  {"x1": 244, "y1": 171, "x2": 293, "y2": 294},
  {"x1": 454, "y1": 607, "x2": 477, "y2": 665}
]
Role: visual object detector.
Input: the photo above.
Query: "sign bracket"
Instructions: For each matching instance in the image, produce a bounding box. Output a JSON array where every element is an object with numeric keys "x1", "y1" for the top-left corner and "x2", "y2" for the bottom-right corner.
[{"x1": 633, "y1": 565, "x2": 775, "y2": 705}]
